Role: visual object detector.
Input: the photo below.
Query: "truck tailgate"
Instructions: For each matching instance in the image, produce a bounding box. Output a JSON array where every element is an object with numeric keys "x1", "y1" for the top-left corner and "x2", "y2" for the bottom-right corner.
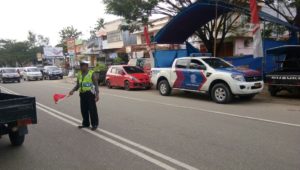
[{"x1": 0, "y1": 93, "x2": 37, "y2": 124}]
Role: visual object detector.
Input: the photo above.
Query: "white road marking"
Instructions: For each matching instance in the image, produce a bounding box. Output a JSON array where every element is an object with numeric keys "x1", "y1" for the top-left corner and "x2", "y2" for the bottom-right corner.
[
  {"x1": 36, "y1": 102, "x2": 199, "y2": 170},
  {"x1": 0, "y1": 86, "x2": 199, "y2": 170},
  {"x1": 37, "y1": 106, "x2": 176, "y2": 170},
  {"x1": 103, "y1": 93, "x2": 300, "y2": 128}
]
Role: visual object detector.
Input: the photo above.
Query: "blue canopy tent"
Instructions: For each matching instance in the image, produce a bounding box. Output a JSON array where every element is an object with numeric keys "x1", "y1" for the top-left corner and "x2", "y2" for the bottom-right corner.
[{"x1": 154, "y1": 0, "x2": 300, "y2": 44}]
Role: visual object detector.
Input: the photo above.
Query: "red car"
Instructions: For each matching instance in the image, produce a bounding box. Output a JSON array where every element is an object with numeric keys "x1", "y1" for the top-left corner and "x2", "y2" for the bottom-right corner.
[{"x1": 106, "y1": 65, "x2": 152, "y2": 90}]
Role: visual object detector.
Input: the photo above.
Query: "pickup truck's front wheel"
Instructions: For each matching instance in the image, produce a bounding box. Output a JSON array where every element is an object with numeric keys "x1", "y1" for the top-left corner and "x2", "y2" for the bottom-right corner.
[
  {"x1": 9, "y1": 131, "x2": 25, "y2": 146},
  {"x1": 158, "y1": 80, "x2": 171, "y2": 96},
  {"x1": 211, "y1": 83, "x2": 233, "y2": 104}
]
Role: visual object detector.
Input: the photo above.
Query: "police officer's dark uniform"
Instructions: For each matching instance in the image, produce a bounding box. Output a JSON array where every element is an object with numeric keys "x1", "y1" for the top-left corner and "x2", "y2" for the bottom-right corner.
[{"x1": 70, "y1": 61, "x2": 99, "y2": 131}]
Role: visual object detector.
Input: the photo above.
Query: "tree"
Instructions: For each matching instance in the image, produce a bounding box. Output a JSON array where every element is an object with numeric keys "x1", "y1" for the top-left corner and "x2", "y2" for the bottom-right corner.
[
  {"x1": 27, "y1": 31, "x2": 37, "y2": 47},
  {"x1": 27, "y1": 31, "x2": 50, "y2": 47},
  {"x1": 95, "y1": 18, "x2": 105, "y2": 30},
  {"x1": 90, "y1": 18, "x2": 106, "y2": 40},
  {"x1": 59, "y1": 26, "x2": 82, "y2": 43},
  {"x1": 104, "y1": 0, "x2": 299, "y2": 56},
  {"x1": 261, "y1": 0, "x2": 300, "y2": 41},
  {"x1": 260, "y1": 0, "x2": 299, "y2": 25},
  {"x1": 0, "y1": 39, "x2": 37, "y2": 67}
]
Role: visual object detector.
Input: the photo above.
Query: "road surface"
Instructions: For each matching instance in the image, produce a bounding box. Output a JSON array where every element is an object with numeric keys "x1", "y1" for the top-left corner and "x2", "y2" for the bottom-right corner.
[{"x1": 0, "y1": 80, "x2": 299, "y2": 170}]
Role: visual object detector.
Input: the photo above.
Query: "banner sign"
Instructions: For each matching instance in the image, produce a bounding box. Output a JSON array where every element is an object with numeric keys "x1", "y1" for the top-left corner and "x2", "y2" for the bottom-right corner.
[
  {"x1": 43, "y1": 47, "x2": 64, "y2": 57},
  {"x1": 36, "y1": 53, "x2": 43, "y2": 61}
]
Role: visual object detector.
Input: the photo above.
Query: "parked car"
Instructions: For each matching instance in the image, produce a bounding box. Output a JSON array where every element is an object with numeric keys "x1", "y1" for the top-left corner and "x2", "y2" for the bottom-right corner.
[
  {"x1": 42, "y1": 66, "x2": 63, "y2": 80},
  {"x1": 22, "y1": 67, "x2": 43, "y2": 81},
  {"x1": 266, "y1": 45, "x2": 300, "y2": 96},
  {"x1": 151, "y1": 56, "x2": 264, "y2": 104},
  {"x1": 0, "y1": 68, "x2": 21, "y2": 83},
  {"x1": 0, "y1": 91, "x2": 37, "y2": 146},
  {"x1": 106, "y1": 65, "x2": 152, "y2": 90}
]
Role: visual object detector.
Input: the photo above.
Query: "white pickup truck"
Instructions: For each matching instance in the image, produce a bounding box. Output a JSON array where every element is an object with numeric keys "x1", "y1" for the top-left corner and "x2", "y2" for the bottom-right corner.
[{"x1": 151, "y1": 57, "x2": 264, "y2": 104}]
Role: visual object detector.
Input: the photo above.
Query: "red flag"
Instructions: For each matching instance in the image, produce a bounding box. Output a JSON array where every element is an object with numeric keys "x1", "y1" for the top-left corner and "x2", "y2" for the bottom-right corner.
[
  {"x1": 53, "y1": 94, "x2": 66, "y2": 104},
  {"x1": 249, "y1": 0, "x2": 263, "y2": 58},
  {"x1": 143, "y1": 25, "x2": 151, "y2": 46}
]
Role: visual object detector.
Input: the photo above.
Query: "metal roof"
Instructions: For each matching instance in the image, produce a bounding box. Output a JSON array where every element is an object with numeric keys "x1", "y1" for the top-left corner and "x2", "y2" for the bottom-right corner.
[
  {"x1": 154, "y1": 0, "x2": 300, "y2": 44},
  {"x1": 266, "y1": 45, "x2": 300, "y2": 55}
]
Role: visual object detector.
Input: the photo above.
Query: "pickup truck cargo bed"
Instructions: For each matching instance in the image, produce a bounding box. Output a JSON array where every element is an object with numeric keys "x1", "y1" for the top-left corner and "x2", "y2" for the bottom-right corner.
[{"x1": 0, "y1": 93, "x2": 37, "y2": 124}]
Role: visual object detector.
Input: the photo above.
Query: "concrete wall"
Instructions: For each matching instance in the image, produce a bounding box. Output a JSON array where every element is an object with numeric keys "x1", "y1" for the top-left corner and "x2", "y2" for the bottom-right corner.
[{"x1": 234, "y1": 38, "x2": 254, "y2": 56}]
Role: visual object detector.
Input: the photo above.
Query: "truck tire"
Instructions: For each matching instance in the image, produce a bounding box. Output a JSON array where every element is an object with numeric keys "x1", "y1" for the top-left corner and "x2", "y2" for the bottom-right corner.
[
  {"x1": 268, "y1": 85, "x2": 278, "y2": 96},
  {"x1": 158, "y1": 80, "x2": 171, "y2": 96},
  {"x1": 211, "y1": 83, "x2": 233, "y2": 104},
  {"x1": 9, "y1": 131, "x2": 25, "y2": 146}
]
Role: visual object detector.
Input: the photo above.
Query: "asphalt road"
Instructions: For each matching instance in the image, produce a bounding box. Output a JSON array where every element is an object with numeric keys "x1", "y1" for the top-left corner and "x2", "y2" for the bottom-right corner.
[{"x1": 0, "y1": 80, "x2": 299, "y2": 170}]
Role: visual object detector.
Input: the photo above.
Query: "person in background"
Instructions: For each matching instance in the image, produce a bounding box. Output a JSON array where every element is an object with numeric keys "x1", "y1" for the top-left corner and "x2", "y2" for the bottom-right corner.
[{"x1": 69, "y1": 60, "x2": 99, "y2": 131}]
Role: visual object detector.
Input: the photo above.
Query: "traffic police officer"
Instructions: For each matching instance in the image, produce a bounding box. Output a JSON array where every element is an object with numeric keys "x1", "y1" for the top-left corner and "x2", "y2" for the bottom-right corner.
[{"x1": 69, "y1": 60, "x2": 99, "y2": 131}]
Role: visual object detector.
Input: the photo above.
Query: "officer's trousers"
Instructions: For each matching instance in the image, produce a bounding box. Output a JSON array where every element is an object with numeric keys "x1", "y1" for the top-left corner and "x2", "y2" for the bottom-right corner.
[{"x1": 79, "y1": 91, "x2": 99, "y2": 127}]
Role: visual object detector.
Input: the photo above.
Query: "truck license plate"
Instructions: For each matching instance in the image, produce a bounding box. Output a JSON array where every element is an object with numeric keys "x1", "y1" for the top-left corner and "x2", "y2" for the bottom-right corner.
[{"x1": 254, "y1": 83, "x2": 261, "y2": 88}]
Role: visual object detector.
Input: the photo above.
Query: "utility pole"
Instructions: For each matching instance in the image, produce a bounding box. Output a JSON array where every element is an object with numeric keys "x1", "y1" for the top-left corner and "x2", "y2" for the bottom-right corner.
[{"x1": 214, "y1": 0, "x2": 218, "y2": 57}]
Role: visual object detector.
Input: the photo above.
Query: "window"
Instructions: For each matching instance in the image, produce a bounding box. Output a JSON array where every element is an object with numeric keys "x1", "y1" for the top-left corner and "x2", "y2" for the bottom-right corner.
[
  {"x1": 176, "y1": 59, "x2": 189, "y2": 69},
  {"x1": 3, "y1": 69, "x2": 16, "y2": 73},
  {"x1": 202, "y1": 58, "x2": 233, "y2": 69},
  {"x1": 123, "y1": 66, "x2": 144, "y2": 74},
  {"x1": 107, "y1": 31, "x2": 121, "y2": 43},
  {"x1": 28, "y1": 68, "x2": 39, "y2": 72},
  {"x1": 111, "y1": 67, "x2": 117, "y2": 74},
  {"x1": 190, "y1": 59, "x2": 206, "y2": 70}
]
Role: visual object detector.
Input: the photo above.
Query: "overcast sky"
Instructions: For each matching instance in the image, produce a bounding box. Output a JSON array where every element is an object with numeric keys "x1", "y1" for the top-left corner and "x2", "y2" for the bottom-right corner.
[{"x1": 0, "y1": 0, "x2": 118, "y2": 45}]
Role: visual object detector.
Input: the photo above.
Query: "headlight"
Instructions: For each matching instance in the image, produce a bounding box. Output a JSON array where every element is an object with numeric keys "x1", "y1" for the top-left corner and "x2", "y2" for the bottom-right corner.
[{"x1": 231, "y1": 74, "x2": 245, "y2": 82}]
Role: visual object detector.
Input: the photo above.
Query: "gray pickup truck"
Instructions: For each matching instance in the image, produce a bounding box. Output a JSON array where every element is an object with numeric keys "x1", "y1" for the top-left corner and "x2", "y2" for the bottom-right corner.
[{"x1": 0, "y1": 91, "x2": 37, "y2": 146}]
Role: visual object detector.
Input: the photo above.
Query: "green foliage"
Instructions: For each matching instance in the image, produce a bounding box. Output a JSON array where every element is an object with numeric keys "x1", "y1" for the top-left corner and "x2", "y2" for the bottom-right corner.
[
  {"x1": 93, "y1": 63, "x2": 108, "y2": 72},
  {"x1": 103, "y1": 0, "x2": 157, "y2": 26},
  {"x1": 59, "y1": 26, "x2": 82, "y2": 43},
  {"x1": 113, "y1": 57, "x2": 124, "y2": 64},
  {"x1": 0, "y1": 40, "x2": 38, "y2": 67},
  {"x1": 262, "y1": 22, "x2": 288, "y2": 38}
]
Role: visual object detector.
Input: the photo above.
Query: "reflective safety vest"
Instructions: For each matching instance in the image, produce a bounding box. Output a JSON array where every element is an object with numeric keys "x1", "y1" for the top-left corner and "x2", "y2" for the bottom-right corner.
[{"x1": 78, "y1": 70, "x2": 94, "y2": 93}]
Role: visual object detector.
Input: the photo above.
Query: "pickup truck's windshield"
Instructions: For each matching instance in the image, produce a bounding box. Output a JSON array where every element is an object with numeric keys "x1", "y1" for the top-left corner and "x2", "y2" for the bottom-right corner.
[
  {"x1": 3, "y1": 69, "x2": 17, "y2": 73},
  {"x1": 202, "y1": 58, "x2": 233, "y2": 69},
  {"x1": 123, "y1": 66, "x2": 144, "y2": 74}
]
